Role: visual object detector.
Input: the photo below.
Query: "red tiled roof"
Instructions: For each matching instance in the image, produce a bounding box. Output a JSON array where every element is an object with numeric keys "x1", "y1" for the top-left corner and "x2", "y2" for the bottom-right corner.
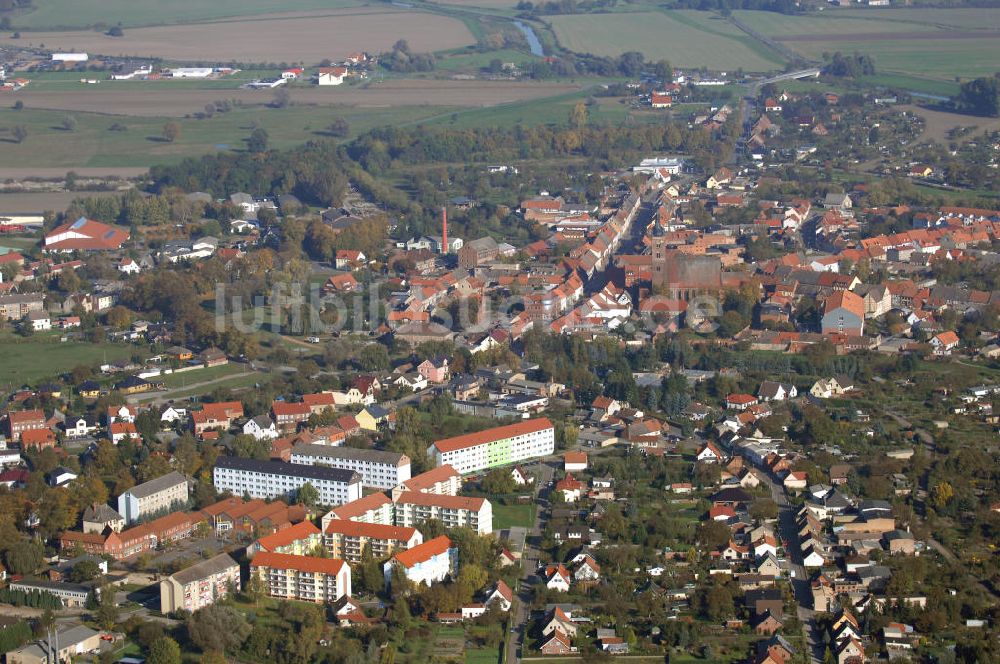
[
  {"x1": 403, "y1": 465, "x2": 460, "y2": 492},
  {"x1": 432, "y1": 418, "x2": 552, "y2": 454},
  {"x1": 324, "y1": 520, "x2": 417, "y2": 541},
  {"x1": 395, "y1": 491, "x2": 485, "y2": 511},
  {"x1": 250, "y1": 551, "x2": 346, "y2": 575},
  {"x1": 392, "y1": 535, "x2": 452, "y2": 568},
  {"x1": 330, "y1": 492, "x2": 393, "y2": 520},
  {"x1": 272, "y1": 401, "x2": 312, "y2": 417},
  {"x1": 45, "y1": 217, "x2": 129, "y2": 251},
  {"x1": 824, "y1": 290, "x2": 865, "y2": 319},
  {"x1": 9, "y1": 409, "x2": 44, "y2": 425},
  {"x1": 302, "y1": 393, "x2": 336, "y2": 408},
  {"x1": 255, "y1": 520, "x2": 320, "y2": 551}
]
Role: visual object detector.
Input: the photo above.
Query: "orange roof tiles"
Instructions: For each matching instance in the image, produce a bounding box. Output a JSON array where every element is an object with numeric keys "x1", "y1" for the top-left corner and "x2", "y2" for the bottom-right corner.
[
  {"x1": 255, "y1": 520, "x2": 320, "y2": 551},
  {"x1": 392, "y1": 535, "x2": 452, "y2": 568},
  {"x1": 250, "y1": 551, "x2": 346, "y2": 575},
  {"x1": 395, "y1": 491, "x2": 485, "y2": 511},
  {"x1": 403, "y1": 465, "x2": 460, "y2": 492},
  {"x1": 324, "y1": 520, "x2": 417, "y2": 541},
  {"x1": 330, "y1": 492, "x2": 393, "y2": 520},
  {"x1": 432, "y1": 418, "x2": 552, "y2": 454}
]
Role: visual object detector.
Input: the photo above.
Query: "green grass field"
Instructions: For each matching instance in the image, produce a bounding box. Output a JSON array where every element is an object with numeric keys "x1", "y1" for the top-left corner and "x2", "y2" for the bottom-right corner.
[
  {"x1": 549, "y1": 10, "x2": 785, "y2": 71},
  {"x1": 155, "y1": 362, "x2": 249, "y2": 389},
  {"x1": 832, "y1": 7, "x2": 1000, "y2": 30},
  {"x1": 0, "y1": 104, "x2": 462, "y2": 168},
  {"x1": 733, "y1": 10, "x2": 938, "y2": 36},
  {"x1": 0, "y1": 333, "x2": 139, "y2": 385},
  {"x1": 12, "y1": 0, "x2": 363, "y2": 29},
  {"x1": 465, "y1": 648, "x2": 500, "y2": 664},
  {"x1": 734, "y1": 8, "x2": 1000, "y2": 82},
  {"x1": 491, "y1": 502, "x2": 536, "y2": 530},
  {"x1": 785, "y1": 36, "x2": 1000, "y2": 81}
]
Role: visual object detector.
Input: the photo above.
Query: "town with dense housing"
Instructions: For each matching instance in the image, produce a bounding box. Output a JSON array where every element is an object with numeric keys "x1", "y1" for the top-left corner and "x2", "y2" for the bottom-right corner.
[{"x1": 0, "y1": 0, "x2": 999, "y2": 662}]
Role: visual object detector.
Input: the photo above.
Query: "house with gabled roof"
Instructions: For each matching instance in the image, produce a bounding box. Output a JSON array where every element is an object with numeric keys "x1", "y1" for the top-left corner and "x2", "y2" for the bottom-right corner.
[
  {"x1": 544, "y1": 564, "x2": 571, "y2": 592},
  {"x1": 484, "y1": 579, "x2": 513, "y2": 611}
]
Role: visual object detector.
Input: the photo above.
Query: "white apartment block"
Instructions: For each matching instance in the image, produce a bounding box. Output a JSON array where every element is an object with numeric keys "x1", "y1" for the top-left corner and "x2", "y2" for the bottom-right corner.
[
  {"x1": 427, "y1": 418, "x2": 555, "y2": 475},
  {"x1": 394, "y1": 491, "x2": 492, "y2": 535},
  {"x1": 250, "y1": 552, "x2": 351, "y2": 603},
  {"x1": 323, "y1": 520, "x2": 423, "y2": 562},
  {"x1": 213, "y1": 457, "x2": 361, "y2": 507},
  {"x1": 384, "y1": 535, "x2": 456, "y2": 588},
  {"x1": 396, "y1": 464, "x2": 461, "y2": 495},
  {"x1": 117, "y1": 471, "x2": 189, "y2": 525},
  {"x1": 290, "y1": 443, "x2": 411, "y2": 490},
  {"x1": 321, "y1": 492, "x2": 395, "y2": 532},
  {"x1": 159, "y1": 553, "x2": 240, "y2": 614}
]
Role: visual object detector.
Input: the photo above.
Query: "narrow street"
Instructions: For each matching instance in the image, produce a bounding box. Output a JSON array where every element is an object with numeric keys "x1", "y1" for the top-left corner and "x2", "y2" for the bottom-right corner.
[
  {"x1": 507, "y1": 460, "x2": 555, "y2": 664},
  {"x1": 757, "y1": 470, "x2": 822, "y2": 664}
]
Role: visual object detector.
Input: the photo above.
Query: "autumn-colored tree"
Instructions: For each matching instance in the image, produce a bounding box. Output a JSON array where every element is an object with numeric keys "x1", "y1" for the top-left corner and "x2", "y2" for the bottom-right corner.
[{"x1": 162, "y1": 122, "x2": 180, "y2": 143}]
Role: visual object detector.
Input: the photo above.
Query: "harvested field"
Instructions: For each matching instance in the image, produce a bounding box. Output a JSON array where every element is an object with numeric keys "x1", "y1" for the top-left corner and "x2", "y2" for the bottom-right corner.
[
  {"x1": 12, "y1": 0, "x2": 363, "y2": 29},
  {"x1": 434, "y1": 0, "x2": 518, "y2": 8},
  {"x1": 550, "y1": 10, "x2": 784, "y2": 71},
  {"x1": 11, "y1": 80, "x2": 579, "y2": 116},
  {"x1": 0, "y1": 167, "x2": 148, "y2": 178},
  {"x1": 901, "y1": 104, "x2": 1000, "y2": 144},
  {"x1": 0, "y1": 191, "x2": 122, "y2": 213},
  {"x1": 0, "y1": 9, "x2": 474, "y2": 62}
]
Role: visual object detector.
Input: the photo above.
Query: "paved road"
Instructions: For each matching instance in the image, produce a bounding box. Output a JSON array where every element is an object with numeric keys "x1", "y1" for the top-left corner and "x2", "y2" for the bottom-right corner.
[
  {"x1": 507, "y1": 460, "x2": 555, "y2": 664},
  {"x1": 756, "y1": 469, "x2": 821, "y2": 664}
]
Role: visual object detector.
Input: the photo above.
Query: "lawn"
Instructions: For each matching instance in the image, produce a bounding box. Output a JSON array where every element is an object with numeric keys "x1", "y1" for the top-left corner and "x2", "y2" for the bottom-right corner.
[
  {"x1": 155, "y1": 362, "x2": 249, "y2": 389},
  {"x1": 549, "y1": 10, "x2": 785, "y2": 71},
  {"x1": 465, "y1": 648, "x2": 500, "y2": 664},
  {"x1": 12, "y1": 0, "x2": 363, "y2": 29},
  {"x1": 0, "y1": 333, "x2": 140, "y2": 385},
  {"x1": 491, "y1": 502, "x2": 536, "y2": 530},
  {"x1": 134, "y1": 371, "x2": 263, "y2": 402}
]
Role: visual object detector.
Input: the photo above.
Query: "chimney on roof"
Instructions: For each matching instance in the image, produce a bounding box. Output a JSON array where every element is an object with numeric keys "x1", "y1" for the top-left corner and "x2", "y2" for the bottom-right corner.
[{"x1": 442, "y1": 206, "x2": 448, "y2": 255}]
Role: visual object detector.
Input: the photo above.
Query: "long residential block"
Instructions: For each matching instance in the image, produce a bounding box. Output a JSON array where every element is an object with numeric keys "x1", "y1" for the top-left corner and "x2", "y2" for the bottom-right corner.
[
  {"x1": 213, "y1": 456, "x2": 361, "y2": 507},
  {"x1": 394, "y1": 491, "x2": 492, "y2": 535},
  {"x1": 250, "y1": 552, "x2": 351, "y2": 603},
  {"x1": 117, "y1": 470, "x2": 189, "y2": 525},
  {"x1": 159, "y1": 553, "x2": 240, "y2": 614},
  {"x1": 324, "y1": 519, "x2": 423, "y2": 562},
  {"x1": 427, "y1": 418, "x2": 555, "y2": 475},
  {"x1": 290, "y1": 443, "x2": 411, "y2": 490}
]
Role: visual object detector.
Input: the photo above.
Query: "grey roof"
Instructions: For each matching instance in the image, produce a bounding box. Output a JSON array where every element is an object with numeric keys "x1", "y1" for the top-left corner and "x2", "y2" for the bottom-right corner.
[
  {"x1": 365, "y1": 404, "x2": 391, "y2": 419},
  {"x1": 10, "y1": 579, "x2": 91, "y2": 595},
  {"x1": 290, "y1": 443, "x2": 407, "y2": 466},
  {"x1": 13, "y1": 625, "x2": 100, "y2": 660},
  {"x1": 169, "y1": 553, "x2": 238, "y2": 585},
  {"x1": 125, "y1": 471, "x2": 188, "y2": 500},
  {"x1": 464, "y1": 236, "x2": 499, "y2": 252},
  {"x1": 215, "y1": 456, "x2": 361, "y2": 484}
]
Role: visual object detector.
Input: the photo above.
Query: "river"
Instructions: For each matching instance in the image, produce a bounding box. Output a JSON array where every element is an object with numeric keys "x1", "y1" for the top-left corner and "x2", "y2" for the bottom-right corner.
[{"x1": 513, "y1": 20, "x2": 545, "y2": 57}]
